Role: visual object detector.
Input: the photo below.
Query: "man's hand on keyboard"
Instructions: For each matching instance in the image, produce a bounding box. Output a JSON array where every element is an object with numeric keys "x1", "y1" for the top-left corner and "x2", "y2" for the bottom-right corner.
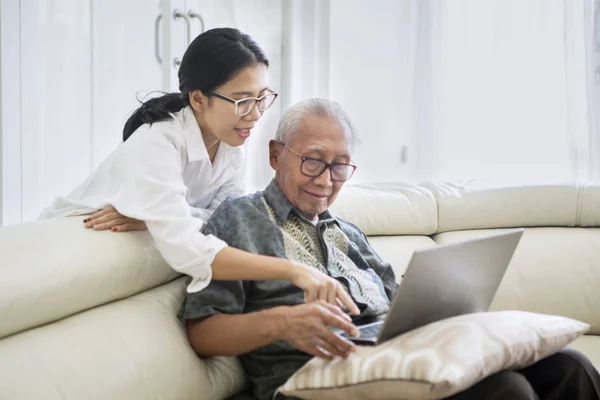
[{"x1": 275, "y1": 301, "x2": 359, "y2": 360}]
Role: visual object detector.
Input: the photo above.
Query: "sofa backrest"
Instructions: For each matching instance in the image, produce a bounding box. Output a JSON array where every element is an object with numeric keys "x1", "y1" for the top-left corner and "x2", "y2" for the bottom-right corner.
[
  {"x1": 0, "y1": 218, "x2": 179, "y2": 340},
  {"x1": 331, "y1": 181, "x2": 600, "y2": 234},
  {"x1": 2, "y1": 181, "x2": 599, "y2": 339},
  {"x1": 331, "y1": 181, "x2": 600, "y2": 334}
]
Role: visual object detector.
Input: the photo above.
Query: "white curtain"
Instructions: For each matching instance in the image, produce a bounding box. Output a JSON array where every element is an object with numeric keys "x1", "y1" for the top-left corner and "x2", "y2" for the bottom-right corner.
[
  {"x1": 285, "y1": 0, "x2": 596, "y2": 185},
  {"x1": 409, "y1": 0, "x2": 596, "y2": 184}
]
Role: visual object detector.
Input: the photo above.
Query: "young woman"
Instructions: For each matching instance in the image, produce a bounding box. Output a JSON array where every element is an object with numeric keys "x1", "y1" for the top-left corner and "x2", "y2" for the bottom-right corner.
[{"x1": 39, "y1": 28, "x2": 358, "y2": 315}]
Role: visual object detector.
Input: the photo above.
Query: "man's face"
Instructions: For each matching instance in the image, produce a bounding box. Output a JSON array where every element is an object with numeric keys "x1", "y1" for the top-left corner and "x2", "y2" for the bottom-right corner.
[{"x1": 270, "y1": 114, "x2": 353, "y2": 220}]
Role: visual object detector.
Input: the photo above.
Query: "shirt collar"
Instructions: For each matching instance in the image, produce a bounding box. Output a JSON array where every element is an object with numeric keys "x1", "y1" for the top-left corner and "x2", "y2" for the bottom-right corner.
[
  {"x1": 263, "y1": 179, "x2": 337, "y2": 226},
  {"x1": 179, "y1": 106, "x2": 209, "y2": 162}
]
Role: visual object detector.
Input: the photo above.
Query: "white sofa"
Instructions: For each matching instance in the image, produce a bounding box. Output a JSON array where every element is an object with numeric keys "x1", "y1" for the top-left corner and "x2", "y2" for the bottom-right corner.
[{"x1": 1, "y1": 181, "x2": 599, "y2": 399}]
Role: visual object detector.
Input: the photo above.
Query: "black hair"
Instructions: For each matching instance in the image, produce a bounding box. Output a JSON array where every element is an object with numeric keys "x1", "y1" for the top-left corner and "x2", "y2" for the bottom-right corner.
[{"x1": 122, "y1": 27, "x2": 269, "y2": 141}]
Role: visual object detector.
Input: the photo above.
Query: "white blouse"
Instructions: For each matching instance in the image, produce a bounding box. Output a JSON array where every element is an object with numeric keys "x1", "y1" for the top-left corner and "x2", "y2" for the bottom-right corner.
[{"x1": 38, "y1": 106, "x2": 246, "y2": 293}]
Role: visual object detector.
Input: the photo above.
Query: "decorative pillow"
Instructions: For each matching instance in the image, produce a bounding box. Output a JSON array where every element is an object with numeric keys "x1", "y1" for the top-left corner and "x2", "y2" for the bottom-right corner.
[{"x1": 278, "y1": 311, "x2": 589, "y2": 400}]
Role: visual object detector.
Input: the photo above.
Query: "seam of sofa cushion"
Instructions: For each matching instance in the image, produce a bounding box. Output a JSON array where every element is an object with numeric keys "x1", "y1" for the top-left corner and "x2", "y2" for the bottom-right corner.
[
  {"x1": 576, "y1": 182, "x2": 585, "y2": 227},
  {"x1": 417, "y1": 183, "x2": 441, "y2": 234}
]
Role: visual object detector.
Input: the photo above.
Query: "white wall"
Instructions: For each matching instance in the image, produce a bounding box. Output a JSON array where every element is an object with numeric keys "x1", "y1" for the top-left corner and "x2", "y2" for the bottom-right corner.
[
  {"x1": 589, "y1": 0, "x2": 600, "y2": 181},
  {"x1": 1, "y1": 0, "x2": 596, "y2": 225},
  {"x1": 422, "y1": 1, "x2": 587, "y2": 184},
  {"x1": 0, "y1": 0, "x2": 284, "y2": 224},
  {"x1": 91, "y1": 0, "x2": 164, "y2": 170},
  {"x1": 1, "y1": 0, "x2": 22, "y2": 225},
  {"x1": 19, "y1": 0, "x2": 94, "y2": 222},
  {"x1": 0, "y1": 0, "x2": 167, "y2": 224},
  {"x1": 0, "y1": 4, "x2": 3, "y2": 227}
]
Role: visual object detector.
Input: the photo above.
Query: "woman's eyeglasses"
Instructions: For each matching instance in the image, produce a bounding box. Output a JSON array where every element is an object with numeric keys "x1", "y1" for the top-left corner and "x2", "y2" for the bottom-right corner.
[{"x1": 211, "y1": 91, "x2": 278, "y2": 117}]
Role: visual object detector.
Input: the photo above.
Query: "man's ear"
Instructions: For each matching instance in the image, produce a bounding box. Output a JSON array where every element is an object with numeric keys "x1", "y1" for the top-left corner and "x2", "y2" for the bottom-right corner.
[
  {"x1": 188, "y1": 90, "x2": 207, "y2": 112},
  {"x1": 269, "y1": 140, "x2": 283, "y2": 170}
]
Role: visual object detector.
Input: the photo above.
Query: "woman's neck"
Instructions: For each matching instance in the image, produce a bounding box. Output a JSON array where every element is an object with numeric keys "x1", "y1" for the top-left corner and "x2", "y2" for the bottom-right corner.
[
  {"x1": 193, "y1": 108, "x2": 220, "y2": 164},
  {"x1": 205, "y1": 137, "x2": 220, "y2": 164},
  {"x1": 200, "y1": 128, "x2": 220, "y2": 163}
]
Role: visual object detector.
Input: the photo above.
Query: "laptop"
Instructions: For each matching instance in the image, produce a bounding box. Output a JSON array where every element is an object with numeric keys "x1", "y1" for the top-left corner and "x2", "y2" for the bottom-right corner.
[{"x1": 336, "y1": 229, "x2": 524, "y2": 345}]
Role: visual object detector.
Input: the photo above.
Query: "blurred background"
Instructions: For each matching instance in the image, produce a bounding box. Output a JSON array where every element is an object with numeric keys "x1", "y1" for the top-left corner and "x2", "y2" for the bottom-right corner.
[{"x1": 0, "y1": 0, "x2": 598, "y2": 225}]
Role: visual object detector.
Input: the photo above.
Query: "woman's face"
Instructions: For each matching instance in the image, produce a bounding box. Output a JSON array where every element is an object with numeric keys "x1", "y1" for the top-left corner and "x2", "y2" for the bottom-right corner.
[{"x1": 192, "y1": 63, "x2": 272, "y2": 147}]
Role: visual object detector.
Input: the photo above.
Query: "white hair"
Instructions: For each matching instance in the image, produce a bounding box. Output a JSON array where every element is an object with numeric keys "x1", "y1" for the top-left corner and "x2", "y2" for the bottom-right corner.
[{"x1": 274, "y1": 98, "x2": 359, "y2": 151}]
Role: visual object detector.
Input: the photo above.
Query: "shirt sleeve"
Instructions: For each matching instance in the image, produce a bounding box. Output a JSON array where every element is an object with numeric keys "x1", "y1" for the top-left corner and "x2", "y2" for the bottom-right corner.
[
  {"x1": 181, "y1": 195, "x2": 262, "y2": 321},
  {"x1": 188, "y1": 206, "x2": 213, "y2": 222},
  {"x1": 107, "y1": 128, "x2": 227, "y2": 293},
  {"x1": 181, "y1": 279, "x2": 247, "y2": 321},
  {"x1": 200, "y1": 195, "x2": 266, "y2": 255}
]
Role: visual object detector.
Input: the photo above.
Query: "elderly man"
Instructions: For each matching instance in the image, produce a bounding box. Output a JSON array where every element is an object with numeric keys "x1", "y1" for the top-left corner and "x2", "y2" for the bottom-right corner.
[{"x1": 181, "y1": 99, "x2": 600, "y2": 400}]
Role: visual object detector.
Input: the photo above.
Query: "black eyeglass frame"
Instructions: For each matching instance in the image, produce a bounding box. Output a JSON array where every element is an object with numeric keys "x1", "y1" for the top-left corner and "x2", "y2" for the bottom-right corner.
[{"x1": 280, "y1": 142, "x2": 358, "y2": 182}]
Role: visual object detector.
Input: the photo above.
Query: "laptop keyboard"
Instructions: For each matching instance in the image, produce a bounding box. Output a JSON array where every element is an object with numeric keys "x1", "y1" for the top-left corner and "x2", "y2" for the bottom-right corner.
[
  {"x1": 339, "y1": 321, "x2": 384, "y2": 339},
  {"x1": 357, "y1": 321, "x2": 384, "y2": 338}
]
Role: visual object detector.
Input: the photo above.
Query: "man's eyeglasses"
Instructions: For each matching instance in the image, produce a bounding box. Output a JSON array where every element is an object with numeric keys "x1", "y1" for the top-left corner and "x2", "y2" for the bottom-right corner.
[
  {"x1": 281, "y1": 143, "x2": 357, "y2": 182},
  {"x1": 211, "y1": 91, "x2": 278, "y2": 117}
]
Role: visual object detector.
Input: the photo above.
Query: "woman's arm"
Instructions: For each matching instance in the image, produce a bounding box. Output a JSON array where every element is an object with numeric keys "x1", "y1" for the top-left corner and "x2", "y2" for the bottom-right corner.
[
  {"x1": 98, "y1": 129, "x2": 359, "y2": 314},
  {"x1": 84, "y1": 147, "x2": 246, "y2": 231},
  {"x1": 210, "y1": 247, "x2": 356, "y2": 315}
]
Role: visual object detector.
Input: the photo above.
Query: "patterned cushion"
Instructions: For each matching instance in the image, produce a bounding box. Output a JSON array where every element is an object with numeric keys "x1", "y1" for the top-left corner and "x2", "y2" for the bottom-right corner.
[{"x1": 279, "y1": 311, "x2": 589, "y2": 400}]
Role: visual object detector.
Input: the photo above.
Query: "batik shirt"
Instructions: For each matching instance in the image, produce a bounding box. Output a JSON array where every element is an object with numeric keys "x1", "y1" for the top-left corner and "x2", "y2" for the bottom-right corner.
[{"x1": 181, "y1": 179, "x2": 398, "y2": 400}]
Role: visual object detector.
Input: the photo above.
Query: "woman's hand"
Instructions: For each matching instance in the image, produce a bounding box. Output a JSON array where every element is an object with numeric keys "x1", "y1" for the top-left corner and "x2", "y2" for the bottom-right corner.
[
  {"x1": 83, "y1": 206, "x2": 147, "y2": 232},
  {"x1": 290, "y1": 263, "x2": 360, "y2": 316}
]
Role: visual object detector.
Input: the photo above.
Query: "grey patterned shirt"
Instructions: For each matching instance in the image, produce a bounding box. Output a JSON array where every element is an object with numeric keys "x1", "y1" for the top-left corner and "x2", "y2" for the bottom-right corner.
[{"x1": 181, "y1": 179, "x2": 398, "y2": 400}]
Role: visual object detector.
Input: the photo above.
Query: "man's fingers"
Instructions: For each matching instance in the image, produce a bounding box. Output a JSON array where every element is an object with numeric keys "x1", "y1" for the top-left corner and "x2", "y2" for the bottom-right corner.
[
  {"x1": 327, "y1": 283, "x2": 337, "y2": 307},
  {"x1": 316, "y1": 325, "x2": 356, "y2": 355},
  {"x1": 317, "y1": 285, "x2": 328, "y2": 302},
  {"x1": 320, "y1": 301, "x2": 352, "y2": 322},
  {"x1": 319, "y1": 307, "x2": 359, "y2": 337},
  {"x1": 336, "y1": 298, "x2": 349, "y2": 315},
  {"x1": 312, "y1": 338, "x2": 345, "y2": 359},
  {"x1": 306, "y1": 343, "x2": 333, "y2": 360},
  {"x1": 313, "y1": 336, "x2": 353, "y2": 359},
  {"x1": 312, "y1": 306, "x2": 358, "y2": 338},
  {"x1": 337, "y1": 286, "x2": 360, "y2": 316},
  {"x1": 304, "y1": 288, "x2": 317, "y2": 303}
]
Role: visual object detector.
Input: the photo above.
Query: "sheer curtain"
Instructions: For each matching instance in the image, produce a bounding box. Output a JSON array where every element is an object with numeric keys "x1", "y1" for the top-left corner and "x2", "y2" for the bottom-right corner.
[
  {"x1": 281, "y1": 0, "x2": 595, "y2": 185},
  {"x1": 283, "y1": 0, "x2": 420, "y2": 184},
  {"x1": 410, "y1": 0, "x2": 596, "y2": 184}
]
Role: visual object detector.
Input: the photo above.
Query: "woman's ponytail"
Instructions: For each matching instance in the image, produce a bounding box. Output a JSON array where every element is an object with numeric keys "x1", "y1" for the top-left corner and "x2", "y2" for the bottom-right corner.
[{"x1": 122, "y1": 92, "x2": 186, "y2": 141}]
